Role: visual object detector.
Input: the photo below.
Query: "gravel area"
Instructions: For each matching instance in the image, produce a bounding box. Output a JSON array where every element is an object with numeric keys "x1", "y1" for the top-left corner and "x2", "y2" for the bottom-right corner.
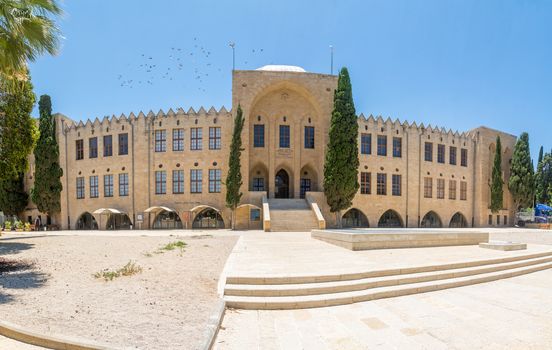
[{"x1": 0, "y1": 232, "x2": 238, "y2": 350}]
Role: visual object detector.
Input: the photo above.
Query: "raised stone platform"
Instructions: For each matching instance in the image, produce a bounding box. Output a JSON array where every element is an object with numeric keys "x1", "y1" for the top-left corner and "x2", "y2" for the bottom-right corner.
[
  {"x1": 311, "y1": 229, "x2": 489, "y2": 251},
  {"x1": 480, "y1": 241, "x2": 527, "y2": 251}
]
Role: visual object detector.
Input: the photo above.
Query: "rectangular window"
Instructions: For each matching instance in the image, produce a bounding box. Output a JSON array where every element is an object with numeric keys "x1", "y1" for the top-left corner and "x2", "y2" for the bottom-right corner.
[
  {"x1": 119, "y1": 173, "x2": 129, "y2": 196},
  {"x1": 104, "y1": 174, "x2": 113, "y2": 197},
  {"x1": 253, "y1": 178, "x2": 265, "y2": 191},
  {"x1": 377, "y1": 173, "x2": 387, "y2": 195},
  {"x1": 392, "y1": 174, "x2": 402, "y2": 196},
  {"x1": 437, "y1": 144, "x2": 445, "y2": 163},
  {"x1": 393, "y1": 137, "x2": 402, "y2": 158},
  {"x1": 449, "y1": 180, "x2": 457, "y2": 200},
  {"x1": 504, "y1": 215, "x2": 508, "y2": 226},
  {"x1": 361, "y1": 133, "x2": 372, "y2": 155},
  {"x1": 89, "y1": 137, "x2": 98, "y2": 158},
  {"x1": 279, "y1": 125, "x2": 290, "y2": 148},
  {"x1": 437, "y1": 178, "x2": 445, "y2": 199},
  {"x1": 155, "y1": 171, "x2": 166, "y2": 194},
  {"x1": 360, "y1": 172, "x2": 371, "y2": 194},
  {"x1": 377, "y1": 135, "x2": 387, "y2": 156},
  {"x1": 118, "y1": 133, "x2": 128, "y2": 155},
  {"x1": 190, "y1": 169, "x2": 202, "y2": 193},
  {"x1": 449, "y1": 146, "x2": 457, "y2": 165},
  {"x1": 424, "y1": 177, "x2": 433, "y2": 198},
  {"x1": 304, "y1": 126, "x2": 315, "y2": 149},
  {"x1": 209, "y1": 127, "x2": 221, "y2": 150},
  {"x1": 461, "y1": 148, "x2": 468, "y2": 167},
  {"x1": 253, "y1": 125, "x2": 265, "y2": 147},
  {"x1": 172, "y1": 170, "x2": 184, "y2": 194},
  {"x1": 209, "y1": 169, "x2": 222, "y2": 193},
  {"x1": 460, "y1": 181, "x2": 467, "y2": 200},
  {"x1": 76, "y1": 139, "x2": 84, "y2": 160},
  {"x1": 172, "y1": 128, "x2": 184, "y2": 151},
  {"x1": 250, "y1": 208, "x2": 261, "y2": 222},
  {"x1": 299, "y1": 178, "x2": 311, "y2": 198},
  {"x1": 76, "y1": 177, "x2": 85, "y2": 199},
  {"x1": 155, "y1": 130, "x2": 166, "y2": 152},
  {"x1": 103, "y1": 135, "x2": 112, "y2": 157},
  {"x1": 89, "y1": 176, "x2": 98, "y2": 198},
  {"x1": 425, "y1": 142, "x2": 433, "y2": 162},
  {"x1": 191, "y1": 127, "x2": 202, "y2": 150}
]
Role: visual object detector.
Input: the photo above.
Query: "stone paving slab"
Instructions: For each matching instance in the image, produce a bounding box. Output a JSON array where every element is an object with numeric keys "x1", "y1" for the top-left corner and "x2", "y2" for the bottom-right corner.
[{"x1": 215, "y1": 269, "x2": 552, "y2": 349}]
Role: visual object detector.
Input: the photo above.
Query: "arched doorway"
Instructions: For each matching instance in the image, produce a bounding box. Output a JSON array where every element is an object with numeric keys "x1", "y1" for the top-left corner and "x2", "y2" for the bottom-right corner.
[
  {"x1": 76, "y1": 212, "x2": 98, "y2": 230},
  {"x1": 106, "y1": 213, "x2": 132, "y2": 230},
  {"x1": 192, "y1": 208, "x2": 225, "y2": 229},
  {"x1": 378, "y1": 210, "x2": 404, "y2": 228},
  {"x1": 153, "y1": 210, "x2": 183, "y2": 229},
  {"x1": 342, "y1": 208, "x2": 369, "y2": 228},
  {"x1": 421, "y1": 211, "x2": 443, "y2": 228},
  {"x1": 275, "y1": 169, "x2": 290, "y2": 198},
  {"x1": 299, "y1": 164, "x2": 318, "y2": 199},
  {"x1": 449, "y1": 212, "x2": 468, "y2": 228}
]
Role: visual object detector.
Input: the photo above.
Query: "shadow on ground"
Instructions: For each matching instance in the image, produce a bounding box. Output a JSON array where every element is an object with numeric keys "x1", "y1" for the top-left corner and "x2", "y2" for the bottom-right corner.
[{"x1": 0, "y1": 241, "x2": 35, "y2": 256}]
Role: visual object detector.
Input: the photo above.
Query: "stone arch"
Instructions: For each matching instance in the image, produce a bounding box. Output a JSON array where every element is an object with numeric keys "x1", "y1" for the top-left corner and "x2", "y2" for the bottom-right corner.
[
  {"x1": 421, "y1": 211, "x2": 443, "y2": 228},
  {"x1": 449, "y1": 212, "x2": 468, "y2": 228},
  {"x1": 249, "y1": 162, "x2": 269, "y2": 193},
  {"x1": 106, "y1": 213, "x2": 133, "y2": 230},
  {"x1": 342, "y1": 208, "x2": 369, "y2": 228},
  {"x1": 299, "y1": 163, "x2": 318, "y2": 198},
  {"x1": 378, "y1": 209, "x2": 404, "y2": 228},
  {"x1": 192, "y1": 207, "x2": 225, "y2": 229},
  {"x1": 153, "y1": 209, "x2": 183, "y2": 229},
  {"x1": 274, "y1": 165, "x2": 294, "y2": 198},
  {"x1": 235, "y1": 204, "x2": 263, "y2": 230},
  {"x1": 76, "y1": 212, "x2": 98, "y2": 230}
]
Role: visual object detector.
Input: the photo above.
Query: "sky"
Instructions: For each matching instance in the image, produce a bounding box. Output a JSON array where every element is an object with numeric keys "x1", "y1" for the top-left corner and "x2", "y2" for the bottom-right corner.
[{"x1": 29, "y1": 0, "x2": 552, "y2": 159}]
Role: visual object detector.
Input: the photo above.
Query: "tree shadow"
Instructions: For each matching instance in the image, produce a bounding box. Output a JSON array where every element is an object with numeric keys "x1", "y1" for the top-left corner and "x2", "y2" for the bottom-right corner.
[
  {"x1": 0, "y1": 258, "x2": 48, "y2": 305},
  {"x1": 0, "y1": 241, "x2": 35, "y2": 256}
]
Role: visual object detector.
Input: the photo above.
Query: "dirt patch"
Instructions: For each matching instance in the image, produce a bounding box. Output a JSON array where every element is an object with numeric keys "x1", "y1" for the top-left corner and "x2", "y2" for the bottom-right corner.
[{"x1": 0, "y1": 233, "x2": 238, "y2": 350}]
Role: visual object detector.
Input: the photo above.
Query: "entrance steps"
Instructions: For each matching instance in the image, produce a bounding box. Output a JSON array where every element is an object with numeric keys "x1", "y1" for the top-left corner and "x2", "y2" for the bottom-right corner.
[
  {"x1": 224, "y1": 251, "x2": 552, "y2": 309},
  {"x1": 267, "y1": 199, "x2": 319, "y2": 232}
]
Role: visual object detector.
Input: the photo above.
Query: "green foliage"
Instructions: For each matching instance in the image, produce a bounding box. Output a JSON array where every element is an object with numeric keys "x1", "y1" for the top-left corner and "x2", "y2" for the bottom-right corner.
[
  {"x1": 31, "y1": 95, "x2": 63, "y2": 215},
  {"x1": 0, "y1": 0, "x2": 62, "y2": 89},
  {"x1": 490, "y1": 136, "x2": 504, "y2": 213},
  {"x1": 0, "y1": 174, "x2": 28, "y2": 215},
  {"x1": 225, "y1": 104, "x2": 245, "y2": 229},
  {"x1": 535, "y1": 153, "x2": 552, "y2": 205},
  {"x1": 323, "y1": 67, "x2": 359, "y2": 227},
  {"x1": 538, "y1": 146, "x2": 544, "y2": 167},
  {"x1": 93, "y1": 261, "x2": 143, "y2": 281},
  {"x1": 0, "y1": 74, "x2": 36, "y2": 182},
  {"x1": 508, "y1": 132, "x2": 534, "y2": 210}
]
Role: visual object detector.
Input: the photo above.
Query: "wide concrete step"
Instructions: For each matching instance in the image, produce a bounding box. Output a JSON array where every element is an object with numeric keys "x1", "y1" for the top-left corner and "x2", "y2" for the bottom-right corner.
[
  {"x1": 268, "y1": 199, "x2": 309, "y2": 210},
  {"x1": 224, "y1": 260, "x2": 552, "y2": 310},
  {"x1": 226, "y1": 251, "x2": 552, "y2": 285},
  {"x1": 224, "y1": 255, "x2": 552, "y2": 297}
]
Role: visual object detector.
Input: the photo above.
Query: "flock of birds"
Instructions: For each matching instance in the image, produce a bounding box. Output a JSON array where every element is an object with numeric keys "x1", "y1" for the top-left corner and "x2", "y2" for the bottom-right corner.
[{"x1": 117, "y1": 38, "x2": 266, "y2": 92}]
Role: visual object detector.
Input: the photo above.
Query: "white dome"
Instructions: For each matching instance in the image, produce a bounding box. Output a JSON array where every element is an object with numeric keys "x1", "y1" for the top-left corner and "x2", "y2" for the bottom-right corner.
[{"x1": 256, "y1": 65, "x2": 307, "y2": 73}]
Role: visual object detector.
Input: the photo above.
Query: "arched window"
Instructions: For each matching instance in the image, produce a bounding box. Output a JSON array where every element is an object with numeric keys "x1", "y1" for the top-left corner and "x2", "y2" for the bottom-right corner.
[
  {"x1": 378, "y1": 210, "x2": 404, "y2": 228},
  {"x1": 421, "y1": 211, "x2": 442, "y2": 228},
  {"x1": 342, "y1": 209, "x2": 369, "y2": 228},
  {"x1": 449, "y1": 212, "x2": 468, "y2": 228},
  {"x1": 193, "y1": 208, "x2": 224, "y2": 229}
]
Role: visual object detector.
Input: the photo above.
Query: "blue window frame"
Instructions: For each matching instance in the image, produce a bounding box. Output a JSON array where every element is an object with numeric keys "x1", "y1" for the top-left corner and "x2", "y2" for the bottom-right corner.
[
  {"x1": 254, "y1": 125, "x2": 265, "y2": 147},
  {"x1": 361, "y1": 134, "x2": 371, "y2": 155},
  {"x1": 279, "y1": 125, "x2": 290, "y2": 148},
  {"x1": 304, "y1": 126, "x2": 315, "y2": 149}
]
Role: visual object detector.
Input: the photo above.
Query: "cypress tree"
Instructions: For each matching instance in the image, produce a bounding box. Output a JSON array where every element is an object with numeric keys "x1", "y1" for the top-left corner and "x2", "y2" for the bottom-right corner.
[
  {"x1": 538, "y1": 146, "x2": 544, "y2": 166},
  {"x1": 225, "y1": 104, "x2": 245, "y2": 230},
  {"x1": 508, "y1": 132, "x2": 534, "y2": 210},
  {"x1": 0, "y1": 174, "x2": 28, "y2": 216},
  {"x1": 323, "y1": 67, "x2": 359, "y2": 228},
  {"x1": 535, "y1": 153, "x2": 552, "y2": 205},
  {"x1": 490, "y1": 136, "x2": 504, "y2": 213},
  {"x1": 31, "y1": 95, "x2": 63, "y2": 216}
]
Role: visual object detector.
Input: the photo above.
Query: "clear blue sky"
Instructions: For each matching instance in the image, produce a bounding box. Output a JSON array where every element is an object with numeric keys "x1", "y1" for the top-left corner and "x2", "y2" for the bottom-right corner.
[{"x1": 29, "y1": 0, "x2": 551, "y2": 160}]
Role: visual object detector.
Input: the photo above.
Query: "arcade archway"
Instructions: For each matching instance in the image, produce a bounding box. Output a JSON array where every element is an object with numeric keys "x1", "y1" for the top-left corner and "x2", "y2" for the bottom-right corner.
[
  {"x1": 449, "y1": 212, "x2": 468, "y2": 228},
  {"x1": 342, "y1": 208, "x2": 369, "y2": 228},
  {"x1": 76, "y1": 212, "x2": 98, "y2": 230},
  {"x1": 378, "y1": 210, "x2": 404, "y2": 228},
  {"x1": 421, "y1": 211, "x2": 443, "y2": 228},
  {"x1": 192, "y1": 208, "x2": 225, "y2": 229}
]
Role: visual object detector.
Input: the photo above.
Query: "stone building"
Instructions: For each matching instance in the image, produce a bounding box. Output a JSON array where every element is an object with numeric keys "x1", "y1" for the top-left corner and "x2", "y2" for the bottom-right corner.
[{"x1": 22, "y1": 65, "x2": 516, "y2": 231}]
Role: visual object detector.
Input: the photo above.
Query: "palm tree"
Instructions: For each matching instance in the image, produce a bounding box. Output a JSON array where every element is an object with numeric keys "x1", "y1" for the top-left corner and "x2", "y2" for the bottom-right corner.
[{"x1": 0, "y1": 0, "x2": 62, "y2": 88}]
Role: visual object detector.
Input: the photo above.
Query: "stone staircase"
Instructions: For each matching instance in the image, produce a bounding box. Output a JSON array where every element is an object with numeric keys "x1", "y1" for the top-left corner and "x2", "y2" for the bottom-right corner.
[
  {"x1": 223, "y1": 251, "x2": 552, "y2": 309},
  {"x1": 267, "y1": 199, "x2": 320, "y2": 232}
]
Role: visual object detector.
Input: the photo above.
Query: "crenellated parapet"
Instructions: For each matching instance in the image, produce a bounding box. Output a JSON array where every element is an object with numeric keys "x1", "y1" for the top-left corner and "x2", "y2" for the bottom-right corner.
[
  {"x1": 357, "y1": 113, "x2": 476, "y2": 143},
  {"x1": 62, "y1": 106, "x2": 232, "y2": 133}
]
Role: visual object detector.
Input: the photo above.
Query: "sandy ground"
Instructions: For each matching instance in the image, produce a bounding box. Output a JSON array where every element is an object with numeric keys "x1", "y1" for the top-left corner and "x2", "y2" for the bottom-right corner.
[{"x1": 0, "y1": 232, "x2": 238, "y2": 350}]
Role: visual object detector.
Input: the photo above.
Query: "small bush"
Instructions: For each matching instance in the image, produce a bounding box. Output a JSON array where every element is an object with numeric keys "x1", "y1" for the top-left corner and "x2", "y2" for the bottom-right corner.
[{"x1": 94, "y1": 260, "x2": 143, "y2": 281}]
